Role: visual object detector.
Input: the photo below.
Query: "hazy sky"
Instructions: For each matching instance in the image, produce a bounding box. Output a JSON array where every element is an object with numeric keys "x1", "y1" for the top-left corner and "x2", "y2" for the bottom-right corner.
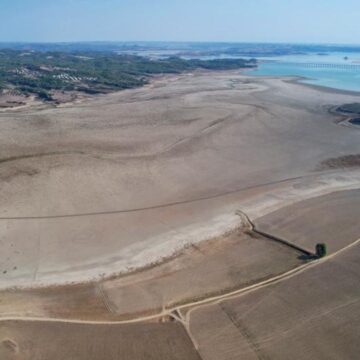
[{"x1": 1, "y1": 0, "x2": 359, "y2": 44}]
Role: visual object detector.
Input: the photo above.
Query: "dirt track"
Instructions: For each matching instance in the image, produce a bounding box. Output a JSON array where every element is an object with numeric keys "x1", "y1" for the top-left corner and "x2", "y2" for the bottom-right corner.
[
  {"x1": 0, "y1": 224, "x2": 358, "y2": 359},
  {"x1": 189, "y1": 236, "x2": 360, "y2": 360}
]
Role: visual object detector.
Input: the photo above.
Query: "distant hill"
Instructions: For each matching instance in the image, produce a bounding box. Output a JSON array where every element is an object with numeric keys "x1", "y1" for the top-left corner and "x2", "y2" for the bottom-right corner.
[{"x1": 0, "y1": 42, "x2": 360, "y2": 56}]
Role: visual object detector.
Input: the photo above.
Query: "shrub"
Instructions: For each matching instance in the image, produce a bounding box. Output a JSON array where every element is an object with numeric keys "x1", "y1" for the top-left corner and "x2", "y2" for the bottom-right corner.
[{"x1": 315, "y1": 243, "x2": 327, "y2": 258}]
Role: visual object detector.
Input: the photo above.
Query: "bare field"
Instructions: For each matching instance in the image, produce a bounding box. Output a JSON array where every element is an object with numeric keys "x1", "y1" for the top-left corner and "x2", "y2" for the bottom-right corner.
[
  {"x1": 0, "y1": 229, "x2": 304, "y2": 320},
  {"x1": 255, "y1": 189, "x2": 360, "y2": 253},
  {"x1": 0, "y1": 72, "x2": 360, "y2": 287},
  {"x1": 0, "y1": 320, "x2": 201, "y2": 360},
  {"x1": 101, "y1": 229, "x2": 304, "y2": 317},
  {"x1": 189, "y1": 241, "x2": 360, "y2": 360},
  {"x1": 0, "y1": 284, "x2": 111, "y2": 321}
]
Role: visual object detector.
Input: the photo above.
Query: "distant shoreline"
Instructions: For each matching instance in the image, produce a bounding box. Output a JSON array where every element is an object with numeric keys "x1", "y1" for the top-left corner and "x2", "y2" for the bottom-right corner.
[
  {"x1": 2, "y1": 70, "x2": 359, "y2": 115},
  {"x1": 289, "y1": 76, "x2": 360, "y2": 96}
]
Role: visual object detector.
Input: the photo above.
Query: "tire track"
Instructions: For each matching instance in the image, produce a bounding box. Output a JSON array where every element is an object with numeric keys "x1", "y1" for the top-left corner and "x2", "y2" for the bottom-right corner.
[{"x1": 0, "y1": 172, "x2": 333, "y2": 220}]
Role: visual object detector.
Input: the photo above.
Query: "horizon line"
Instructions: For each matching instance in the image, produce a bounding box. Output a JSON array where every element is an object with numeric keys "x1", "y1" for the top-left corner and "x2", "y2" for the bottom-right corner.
[{"x1": 0, "y1": 40, "x2": 360, "y2": 47}]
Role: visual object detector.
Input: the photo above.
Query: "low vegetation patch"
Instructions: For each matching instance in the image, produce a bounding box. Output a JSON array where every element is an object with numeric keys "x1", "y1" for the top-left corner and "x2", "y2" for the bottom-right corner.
[{"x1": 317, "y1": 154, "x2": 360, "y2": 170}]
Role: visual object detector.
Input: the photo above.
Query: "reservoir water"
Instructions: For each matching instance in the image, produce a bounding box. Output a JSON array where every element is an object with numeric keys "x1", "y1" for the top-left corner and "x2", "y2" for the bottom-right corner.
[{"x1": 246, "y1": 52, "x2": 360, "y2": 92}]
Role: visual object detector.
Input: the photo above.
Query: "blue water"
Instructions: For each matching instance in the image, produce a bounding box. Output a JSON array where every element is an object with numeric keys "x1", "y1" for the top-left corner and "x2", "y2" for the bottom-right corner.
[
  {"x1": 350, "y1": 118, "x2": 360, "y2": 126},
  {"x1": 246, "y1": 53, "x2": 360, "y2": 92}
]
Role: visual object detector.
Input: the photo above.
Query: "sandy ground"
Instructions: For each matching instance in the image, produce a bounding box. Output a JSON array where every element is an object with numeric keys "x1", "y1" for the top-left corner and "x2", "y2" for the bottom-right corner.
[
  {"x1": 189, "y1": 236, "x2": 360, "y2": 360},
  {"x1": 0, "y1": 72, "x2": 360, "y2": 288}
]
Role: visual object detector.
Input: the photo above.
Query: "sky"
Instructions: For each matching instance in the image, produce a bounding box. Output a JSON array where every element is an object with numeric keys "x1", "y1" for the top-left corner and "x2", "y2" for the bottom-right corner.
[{"x1": 0, "y1": 0, "x2": 359, "y2": 44}]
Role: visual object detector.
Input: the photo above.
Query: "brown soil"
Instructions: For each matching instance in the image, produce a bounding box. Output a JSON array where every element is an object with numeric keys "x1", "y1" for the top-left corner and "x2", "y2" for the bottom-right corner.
[
  {"x1": 0, "y1": 320, "x2": 201, "y2": 360},
  {"x1": 190, "y1": 241, "x2": 360, "y2": 360}
]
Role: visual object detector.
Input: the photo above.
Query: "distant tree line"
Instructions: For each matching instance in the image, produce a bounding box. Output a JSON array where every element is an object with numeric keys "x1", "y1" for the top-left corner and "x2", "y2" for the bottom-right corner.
[{"x1": 0, "y1": 49, "x2": 256, "y2": 100}]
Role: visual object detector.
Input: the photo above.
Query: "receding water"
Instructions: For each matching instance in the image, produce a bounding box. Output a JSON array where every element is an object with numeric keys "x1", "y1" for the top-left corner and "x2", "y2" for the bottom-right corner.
[{"x1": 246, "y1": 52, "x2": 360, "y2": 92}]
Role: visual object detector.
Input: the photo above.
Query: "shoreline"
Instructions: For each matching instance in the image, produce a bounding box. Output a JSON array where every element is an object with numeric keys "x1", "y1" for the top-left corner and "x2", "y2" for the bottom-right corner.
[
  {"x1": 247, "y1": 73, "x2": 360, "y2": 97},
  {"x1": 2, "y1": 67, "x2": 359, "y2": 115},
  {"x1": 288, "y1": 76, "x2": 360, "y2": 96},
  {"x1": 244, "y1": 62, "x2": 360, "y2": 96}
]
